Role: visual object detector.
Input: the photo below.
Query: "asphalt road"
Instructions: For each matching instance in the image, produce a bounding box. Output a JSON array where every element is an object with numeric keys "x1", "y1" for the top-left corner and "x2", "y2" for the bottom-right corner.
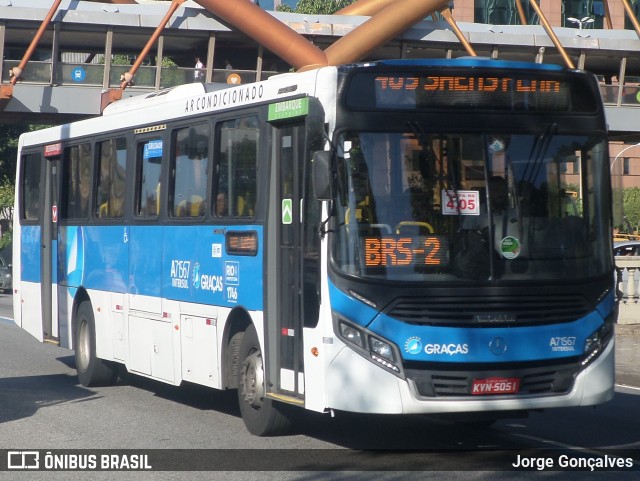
[{"x1": 1, "y1": 293, "x2": 639, "y2": 480}]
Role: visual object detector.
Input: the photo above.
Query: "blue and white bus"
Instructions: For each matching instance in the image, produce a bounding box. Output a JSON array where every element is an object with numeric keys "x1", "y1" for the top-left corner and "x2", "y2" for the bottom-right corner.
[{"x1": 14, "y1": 58, "x2": 616, "y2": 435}]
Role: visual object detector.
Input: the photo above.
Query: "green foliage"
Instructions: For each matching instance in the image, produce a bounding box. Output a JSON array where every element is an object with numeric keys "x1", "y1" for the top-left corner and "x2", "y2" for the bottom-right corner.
[
  {"x1": 0, "y1": 179, "x2": 14, "y2": 249},
  {"x1": 622, "y1": 187, "x2": 640, "y2": 232},
  {"x1": 0, "y1": 123, "x2": 48, "y2": 247},
  {"x1": 277, "y1": 0, "x2": 354, "y2": 14},
  {"x1": 0, "y1": 125, "x2": 23, "y2": 183},
  {"x1": 0, "y1": 123, "x2": 48, "y2": 183}
]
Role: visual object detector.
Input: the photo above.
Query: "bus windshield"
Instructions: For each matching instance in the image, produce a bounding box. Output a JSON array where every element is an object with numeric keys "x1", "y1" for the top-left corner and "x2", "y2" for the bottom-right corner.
[{"x1": 331, "y1": 129, "x2": 612, "y2": 282}]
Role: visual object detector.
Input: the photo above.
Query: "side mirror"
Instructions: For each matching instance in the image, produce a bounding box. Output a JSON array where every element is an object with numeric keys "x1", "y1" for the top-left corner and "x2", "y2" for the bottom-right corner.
[{"x1": 312, "y1": 150, "x2": 333, "y2": 201}]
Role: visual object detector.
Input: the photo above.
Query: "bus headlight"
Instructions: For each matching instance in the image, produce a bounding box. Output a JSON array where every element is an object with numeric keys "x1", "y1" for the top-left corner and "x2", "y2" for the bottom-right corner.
[
  {"x1": 339, "y1": 322, "x2": 365, "y2": 348},
  {"x1": 581, "y1": 315, "x2": 614, "y2": 367},
  {"x1": 370, "y1": 338, "x2": 394, "y2": 362},
  {"x1": 335, "y1": 318, "x2": 403, "y2": 377}
]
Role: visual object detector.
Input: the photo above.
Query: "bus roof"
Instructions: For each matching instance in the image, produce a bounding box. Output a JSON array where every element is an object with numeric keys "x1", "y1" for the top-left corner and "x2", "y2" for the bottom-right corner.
[{"x1": 373, "y1": 57, "x2": 567, "y2": 71}]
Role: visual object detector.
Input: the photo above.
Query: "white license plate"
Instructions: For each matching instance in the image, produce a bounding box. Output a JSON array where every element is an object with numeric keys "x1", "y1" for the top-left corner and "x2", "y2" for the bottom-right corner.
[{"x1": 471, "y1": 377, "x2": 520, "y2": 395}]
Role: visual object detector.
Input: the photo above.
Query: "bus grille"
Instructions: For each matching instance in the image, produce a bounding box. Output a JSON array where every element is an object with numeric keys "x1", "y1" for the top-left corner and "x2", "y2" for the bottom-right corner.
[
  {"x1": 387, "y1": 294, "x2": 591, "y2": 326},
  {"x1": 405, "y1": 361, "x2": 579, "y2": 398}
]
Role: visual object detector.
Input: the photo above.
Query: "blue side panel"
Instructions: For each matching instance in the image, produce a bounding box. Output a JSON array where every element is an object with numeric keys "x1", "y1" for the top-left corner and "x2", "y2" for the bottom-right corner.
[
  {"x1": 162, "y1": 225, "x2": 264, "y2": 310},
  {"x1": 21, "y1": 225, "x2": 41, "y2": 282},
  {"x1": 129, "y1": 225, "x2": 163, "y2": 298},
  {"x1": 82, "y1": 226, "x2": 129, "y2": 292},
  {"x1": 329, "y1": 281, "x2": 607, "y2": 364},
  {"x1": 58, "y1": 225, "x2": 85, "y2": 287},
  {"x1": 55, "y1": 223, "x2": 264, "y2": 310},
  {"x1": 58, "y1": 226, "x2": 128, "y2": 292}
]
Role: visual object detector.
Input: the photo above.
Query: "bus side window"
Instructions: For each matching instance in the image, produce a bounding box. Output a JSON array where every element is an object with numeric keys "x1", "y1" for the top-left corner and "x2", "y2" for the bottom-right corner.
[
  {"x1": 215, "y1": 116, "x2": 258, "y2": 218},
  {"x1": 135, "y1": 139, "x2": 163, "y2": 218},
  {"x1": 171, "y1": 124, "x2": 209, "y2": 218},
  {"x1": 62, "y1": 143, "x2": 92, "y2": 220},
  {"x1": 21, "y1": 153, "x2": 42, "y2": 221},
  {"x1": 96, "y1": 138, "x2": 127, "y2": 219}
]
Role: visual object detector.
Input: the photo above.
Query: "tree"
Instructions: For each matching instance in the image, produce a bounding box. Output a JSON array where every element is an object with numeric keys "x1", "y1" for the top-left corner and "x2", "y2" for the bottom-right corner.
[
  {"x1": 0, "y1": 124, "x2": 21, "y2": 249},
  {"x1": 0, "y1": 123, "x2": 49, "y2": 248},
  {"x1": 623, "y1": 187, "x2": 640, "y2": 233},
  {"x1": 277, "y1": 0, "x2": 354, "y2": 14},
  {"x1": 0, "y1": 123, "x2": 50, "y2": 184},
  {"x1": 0, "y1": 124, "x2": 23, "y2": 183},
  {"x1": 0, "y1": 181, "x2": 13, "y2": 249}
]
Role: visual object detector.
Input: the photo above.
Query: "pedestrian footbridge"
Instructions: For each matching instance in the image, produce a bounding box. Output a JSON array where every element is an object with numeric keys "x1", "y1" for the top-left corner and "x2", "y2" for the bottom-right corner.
[{"x1": 1, "y1": 0, "x2": 639, "y2": 140}]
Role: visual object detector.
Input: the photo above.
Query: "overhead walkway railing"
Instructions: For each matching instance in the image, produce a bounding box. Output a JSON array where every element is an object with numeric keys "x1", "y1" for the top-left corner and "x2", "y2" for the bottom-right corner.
[
  {"x1": 0, "y1": 0, "x2": 62, "y2": 108},
  {"x1": 3, "y1": 53, "x2": 633, "y2": 108},
  {"x1": 0, "y1": 59, "x2": 269, "y2": 90},
  {"x1": 101, "y1": 0, "x2": 186, "y2": 110},
  {"x1": 2, "y1": 0, "x2": 640, "y2": 116}
]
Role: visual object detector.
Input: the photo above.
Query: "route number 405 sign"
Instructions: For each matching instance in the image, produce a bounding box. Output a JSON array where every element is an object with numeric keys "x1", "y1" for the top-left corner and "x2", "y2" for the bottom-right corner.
[{"x1": 441, "y1": 190, "x2": 480, "y2": 216}]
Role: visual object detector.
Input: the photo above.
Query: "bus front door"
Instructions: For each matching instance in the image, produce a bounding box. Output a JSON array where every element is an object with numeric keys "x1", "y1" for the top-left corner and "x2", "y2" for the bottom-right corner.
[{"x1": 265, "y1": 122, "x2": 306, "y2": 404}]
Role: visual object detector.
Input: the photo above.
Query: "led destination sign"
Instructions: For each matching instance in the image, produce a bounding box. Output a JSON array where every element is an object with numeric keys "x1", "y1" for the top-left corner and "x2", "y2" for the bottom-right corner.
[
  {"x1": 374, "y1": 75, "x2": 561, "y2": 93},
  {"x1": 364, "y1": 235, "x2": 449, "y2": 268},
  {"x1": 345, "y1": 70, "x2": 596, "y2": 112}
]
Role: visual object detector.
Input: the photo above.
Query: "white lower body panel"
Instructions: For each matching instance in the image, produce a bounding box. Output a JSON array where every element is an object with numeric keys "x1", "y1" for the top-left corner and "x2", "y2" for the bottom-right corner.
[{"x1": 325, "y1": 340, "x2": 614, "y2": 414}]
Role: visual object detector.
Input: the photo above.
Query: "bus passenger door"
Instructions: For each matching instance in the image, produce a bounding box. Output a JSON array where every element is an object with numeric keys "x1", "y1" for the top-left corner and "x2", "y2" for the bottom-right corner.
[
  {"x1": 17, "y1": 151, "x2": 52, "y2": 342},
  {"x1": 265, "y1": 122, "x2": 306, "y2": 403},
  {"x1": 44, "y1": 154, "x2": 61, "y2": 344}
]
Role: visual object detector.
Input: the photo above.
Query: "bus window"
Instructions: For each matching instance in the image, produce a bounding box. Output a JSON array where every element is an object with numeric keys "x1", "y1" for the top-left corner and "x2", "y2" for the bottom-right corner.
[
  {"x1": 171, "y1": 124, "x2": 209, "y2": 218},
  {"x1": 215, "y1": 116, "x2": 258, "y2": 218},
  {"x1": 62, "y1": 143, "x2": 92, "y2": 219},
  {"x1": 95, "y1": 138, "x2": 127, "y2": 219},
  {"x1": 135, "y1": 139, "x2": 163, "y2": 218},
  {"x1": 21, "y1": 153, "x2": 42, "y2": 221}
]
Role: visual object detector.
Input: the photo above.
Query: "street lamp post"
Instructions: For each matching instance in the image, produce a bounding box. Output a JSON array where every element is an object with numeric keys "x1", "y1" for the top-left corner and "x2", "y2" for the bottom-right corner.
[
  {"x1": 611, "y1": 143, "x2": 640, "y2": 236},
  {"x1": 567, "y1": 16, "x2": 595, "y2": 29},
  {"x1": 611, "y1": 142, "x2": 640, "y2": 174}
]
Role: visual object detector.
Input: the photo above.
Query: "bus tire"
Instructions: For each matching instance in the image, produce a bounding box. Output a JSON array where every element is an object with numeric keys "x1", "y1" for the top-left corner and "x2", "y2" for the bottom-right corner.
[
  {"x1": 75, "y1": 301, "x2": 115, "y2": 387},
  {"x1": 237, "y1": 325, "x2": 292, "y2": 436}
]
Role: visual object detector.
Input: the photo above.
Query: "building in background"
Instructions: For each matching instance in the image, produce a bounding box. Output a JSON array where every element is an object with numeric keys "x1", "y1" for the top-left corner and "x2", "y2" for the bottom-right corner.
[
  {"x1": 453, "y1": 0, "x2": 635, "y2": 30},
  {"x1": 259, "y1": 0, "x2": 638, "y2": 30}
]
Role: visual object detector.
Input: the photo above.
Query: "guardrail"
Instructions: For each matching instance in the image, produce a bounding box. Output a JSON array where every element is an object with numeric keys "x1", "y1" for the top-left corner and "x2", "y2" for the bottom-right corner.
[
  {"x1": 616, "y1": 256, "x2": 640, "y2": 324},
  {"x1": 600, "y1": 81, "x2": 640, "y2": 108},
  {"x1": 1, "y1": 59, "x2": 280, "y2": 90}
]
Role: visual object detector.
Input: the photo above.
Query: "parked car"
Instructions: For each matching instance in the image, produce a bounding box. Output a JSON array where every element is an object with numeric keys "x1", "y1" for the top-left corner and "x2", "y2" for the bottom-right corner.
[
  {"x1": 614, "y1": 240, "x2": 640, "y2": 257},
  {"x1": 0, "y1": 254, "x2": 11, "y2": 293},
  {"x1": 0, "y1": 254, "x2": 10, "y2": 293},
  {"x1": 613, "y1": 241, "x2": 640, "y2": 297}
]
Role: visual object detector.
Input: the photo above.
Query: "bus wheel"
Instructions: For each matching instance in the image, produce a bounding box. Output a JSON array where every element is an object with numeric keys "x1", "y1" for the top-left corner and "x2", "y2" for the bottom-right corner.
[
  {"x1": 237, "y1": 325, "x2": 292, "y2": 436},
  {"x1": 75, "y1": 301, "x2": 115, "y2": 387}
]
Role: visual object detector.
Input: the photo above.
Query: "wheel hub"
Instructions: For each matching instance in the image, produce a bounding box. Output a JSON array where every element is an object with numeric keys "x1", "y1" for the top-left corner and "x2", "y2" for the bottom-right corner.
[
  {"x1": 77, "y1": 320, "x2": 90, "y2": 370},
  {"x1": 241, "y1": 349, "x2": 265, "y2": 408}
]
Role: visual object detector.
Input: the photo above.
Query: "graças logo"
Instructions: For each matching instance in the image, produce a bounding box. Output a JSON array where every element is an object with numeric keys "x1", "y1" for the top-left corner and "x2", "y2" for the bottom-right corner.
[{"x1": 404, "y1": 337, "x2": 422, "y2": 355}]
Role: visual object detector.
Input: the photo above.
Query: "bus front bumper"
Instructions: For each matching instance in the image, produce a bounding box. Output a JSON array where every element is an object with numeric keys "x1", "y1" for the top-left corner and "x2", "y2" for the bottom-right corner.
[{"x1": 324, "y1": 339, "x2": 615, "y2": 414}]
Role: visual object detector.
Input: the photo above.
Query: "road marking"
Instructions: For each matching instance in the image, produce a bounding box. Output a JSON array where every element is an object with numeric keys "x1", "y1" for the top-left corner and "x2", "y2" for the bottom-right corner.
[{"x1": 616, "y1": 384, "x2": 640, "y2": 393}]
